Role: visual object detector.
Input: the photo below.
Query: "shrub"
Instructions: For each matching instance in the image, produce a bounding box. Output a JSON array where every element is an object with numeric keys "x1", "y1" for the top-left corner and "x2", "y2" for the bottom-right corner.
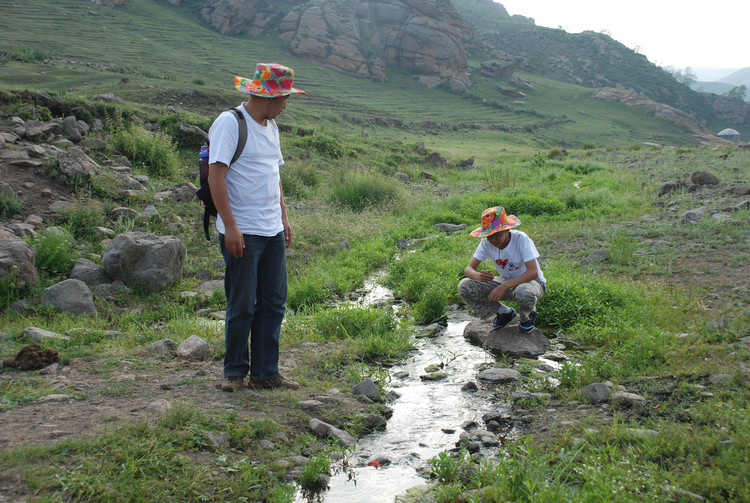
[
  {"x1": 109, "y1": 122, "x2": 181, "y2": 179},
  {"x1": 27, "y1": 229, "x2": 77, "y2": 279},
  {"x1": 294, "y1": 135, "x2": 344, "y2": 158},
  {"x1": 0, "y1": 192, "x2": 24, "y2": 218},
  {"x1": 328, "y1": 170, "x2": 401, "y2": 212},
  {"x1": 607, "y1": 228, "x2": 637, "y2": 265}
]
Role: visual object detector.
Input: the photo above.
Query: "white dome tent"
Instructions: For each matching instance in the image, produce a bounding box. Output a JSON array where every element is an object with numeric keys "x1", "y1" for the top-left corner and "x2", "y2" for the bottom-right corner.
[{"x1": 717, "y1": 128, "x2": 740, "y2": 143}]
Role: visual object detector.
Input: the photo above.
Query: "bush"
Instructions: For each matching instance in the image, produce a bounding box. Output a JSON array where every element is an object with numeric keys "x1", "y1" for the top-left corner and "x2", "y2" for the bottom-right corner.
[
  {"x1": 27, "y1": 229, "x2": 77, "y2": 279},
  {"x1": 109, "y1": 122, "x2": 181, "y2": 179},
  {"x1": 328, "y1": 170, "x2": 401, "y2": 212},
  {"x1": 294, "y1": 135, "x2": 345, "y2": 158},
  {"x1": 0, "y1": 192, "x2": 24, "y2": 218}
]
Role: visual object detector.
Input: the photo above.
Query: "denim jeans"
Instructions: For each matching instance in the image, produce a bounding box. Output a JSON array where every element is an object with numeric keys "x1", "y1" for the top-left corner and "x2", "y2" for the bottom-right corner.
[{"x1": 220, "y1": 231, "x2": 287, "y2": 380}]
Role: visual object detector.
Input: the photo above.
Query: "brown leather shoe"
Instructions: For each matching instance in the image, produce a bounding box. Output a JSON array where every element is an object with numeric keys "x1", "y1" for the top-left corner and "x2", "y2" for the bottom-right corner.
[
  {"x1": 248, "y1": 376, "x2": 300, "y2": 390},
  {"x1": 220, "y1": 376, "x2": 246, "y2": 392}
]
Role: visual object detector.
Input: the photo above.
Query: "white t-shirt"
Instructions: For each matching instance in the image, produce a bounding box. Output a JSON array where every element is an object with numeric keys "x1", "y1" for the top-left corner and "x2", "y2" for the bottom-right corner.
[
  {"x1": 473, "y1": 230, "x2": 546, "y2": 284},
  {"x1": 207, "y1": 105, "x2": 284, "y2": 236}
]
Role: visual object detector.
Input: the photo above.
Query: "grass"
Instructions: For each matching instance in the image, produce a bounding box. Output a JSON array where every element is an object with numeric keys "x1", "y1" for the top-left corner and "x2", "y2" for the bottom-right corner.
[{"x1": 0, "y1": 2, "x2": 748, "y2": 501}]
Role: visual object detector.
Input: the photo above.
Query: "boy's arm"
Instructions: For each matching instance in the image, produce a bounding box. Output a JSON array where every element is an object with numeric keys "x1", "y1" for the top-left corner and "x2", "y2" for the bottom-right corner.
[
  {"x1": 208, "y1": 161, "x2": 244, "y2": 258},
  {"x1": 464, "y1": 257, "x2": 494, "y2": 282}
]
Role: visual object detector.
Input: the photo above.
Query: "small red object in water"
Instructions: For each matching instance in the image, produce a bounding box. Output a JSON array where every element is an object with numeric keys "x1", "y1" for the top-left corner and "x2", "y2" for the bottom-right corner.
[{"x1": 367, "y1": 459, "x2": 380, "y2": 468}]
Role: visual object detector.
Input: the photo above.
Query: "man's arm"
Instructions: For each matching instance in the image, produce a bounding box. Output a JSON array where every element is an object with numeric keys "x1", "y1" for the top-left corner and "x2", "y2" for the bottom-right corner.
[
  {"x1": 279, "y1": 180, "x2": 292, "y2": 248},
  {"x1": 488, "y1": 259, "x2": 538, "y2": 302},
  {"x1": 208, "y1": 162, "x2": 244, "y2": 258}
]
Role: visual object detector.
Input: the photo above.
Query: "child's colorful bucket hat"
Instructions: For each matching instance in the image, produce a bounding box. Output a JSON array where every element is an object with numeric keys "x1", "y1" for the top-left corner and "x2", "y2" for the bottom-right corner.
[
  {"x1": 234, "y1": 63, "x2": 306, "y2": 98},
  {"x1": 470, "y1": 206, "x2": 521, "y2": 237}
]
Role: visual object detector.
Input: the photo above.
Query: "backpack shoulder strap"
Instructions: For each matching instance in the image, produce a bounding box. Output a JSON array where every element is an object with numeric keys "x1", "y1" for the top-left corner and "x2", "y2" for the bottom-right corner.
[{"x1": 230, "y1": 108, "x2": 248, "y2": 165}]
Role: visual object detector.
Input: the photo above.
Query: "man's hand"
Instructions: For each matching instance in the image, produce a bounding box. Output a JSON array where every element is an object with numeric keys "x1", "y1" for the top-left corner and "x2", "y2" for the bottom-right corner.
[
  {"x1": 224, "y1": 224, "x2": 244, "y2": 258},
  {"x1": 488, "y1": 283, "x2": 509, "y2": 302},
  {"x1": 477, "y1": 270, "x2": 494, "y2": 282}
]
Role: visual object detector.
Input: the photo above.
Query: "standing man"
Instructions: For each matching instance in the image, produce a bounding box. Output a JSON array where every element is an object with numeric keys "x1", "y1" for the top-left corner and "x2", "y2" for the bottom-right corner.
[
  {"x1": 458, "y1": 206, "x2": 546, "y2": 333},
  {"x1": 208, "y1": 63, "x2": 305, "y2": 392}
]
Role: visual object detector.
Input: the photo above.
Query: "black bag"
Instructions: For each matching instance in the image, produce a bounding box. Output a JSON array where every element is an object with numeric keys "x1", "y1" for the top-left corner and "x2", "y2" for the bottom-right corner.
[{"x1": 196, "y1": 108, "x2": 248, "y2": 240}]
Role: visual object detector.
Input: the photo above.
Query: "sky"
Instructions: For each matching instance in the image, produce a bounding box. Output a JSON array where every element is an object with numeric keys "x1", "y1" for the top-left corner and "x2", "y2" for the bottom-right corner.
[{"x1": 495, "y1": 0, "x2": 749, "y2": 81}]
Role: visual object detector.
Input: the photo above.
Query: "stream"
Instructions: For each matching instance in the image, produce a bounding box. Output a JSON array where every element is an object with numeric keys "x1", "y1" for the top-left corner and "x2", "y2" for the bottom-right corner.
[{"x1": 293, "y1": 277, "x2": 540, "y2": 503}]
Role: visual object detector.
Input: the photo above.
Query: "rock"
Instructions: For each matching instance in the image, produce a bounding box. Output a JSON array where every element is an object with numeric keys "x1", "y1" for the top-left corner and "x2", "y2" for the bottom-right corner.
[
  {"x1": 464, "y1": 320, "x2": 550, "y2": 358},
  {"x1": 309, "y1": 418, "x2": 356, "y2": 447},
  {"x1": 363, "y1": 414, "x2": 387, "y2": 431},
  {"x1": 476, "y1": 367, "x2": 521, "y2": 384},
  {"x1": 690, "y1": 171, "x2": 719, "y2": 185},
  {"x1": 35, "y1": 394, "x2": 71, "y2": 404},
  {"x1": 69, "y1": 258, "x2": 108, "y2": 286},
  {"x1": 0, "y1": 229, "x2": 39, "y2": 288},
  {"x1": 2, "y1": 344, "x2": 59, "y2": 370},
  {"x1": 480, "y1": 59, "x2": 514, "y2": 77},
  {"x1": 62, "y1": 116, "x2": 82, "y2": 143},
  {"x1": 433, "y1": 223, "x2": 466, "y2": 233},
  {"x1": 579, "y1": 382, "x2": 612, "y2": 403},
  {"x1": 21, "y1": 326, "x2": 70, "y2": 343},
  {"x1": 146, "y1": 399, "x2": 172, "y2": 414},
  {"x1": 420, "y1": 371, "x2": 448, "y2": 381},
  {"x1": 41, "y1": 279, "x2": 97, "y2": 315},
  {"x1": 426, "y1": 152, "x2": 446, "y2": 168},
  {"x1": 57, "y1": 146, "x2": 99, "y2": 179},
  {"x1": 176, "y1": 335, "x2": 211, "y2": 361},
  {"x1": 610, "y1": 391, "x2": 646, "y2": 406},
  {"x1": 580, "y1": 249, "x2": 609, "y2": 265},
  {"x1": 352, "y1": 378, "x2": 380, "y2": 399},
  {"x1": 102, "y1": 232, "x2": 186, "y2": 292},
  {"x1": 709, "y1": 374, "x2": 733, "y2": 384},
  {"x1": 147, "y1": 338, "x2": 177, "y2": 357}
]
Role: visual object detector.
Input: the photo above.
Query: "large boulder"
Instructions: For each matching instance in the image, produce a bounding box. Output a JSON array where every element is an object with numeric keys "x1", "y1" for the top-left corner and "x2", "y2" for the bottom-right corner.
[
  {"x1": 464, "y1": 319, "x2": 550, "y2": 358},
  {"x1": 102, "y1": 232, "x2": 186, "y2": 292},
  {"x1": 57, "y1": 146, "x2": 100, "y2": 179},
  {"x1": 0, "y1": 229, "x2": 39, "y2": 288},
  {"x1": 41, "y1": 279, "x2": 97, "y2": 315}
]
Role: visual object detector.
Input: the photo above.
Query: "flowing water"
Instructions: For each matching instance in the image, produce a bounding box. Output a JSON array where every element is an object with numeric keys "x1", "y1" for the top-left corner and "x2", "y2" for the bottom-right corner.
[{"x1": 293, "y1": 277, "x2": 531, "y2": 502}]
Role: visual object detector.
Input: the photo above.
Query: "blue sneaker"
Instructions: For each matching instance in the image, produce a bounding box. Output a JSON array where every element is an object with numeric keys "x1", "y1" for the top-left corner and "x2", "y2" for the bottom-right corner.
[
  {"x1": 491, "y1": 309, "x2": 517, "y2": 332},
  {"x1": 519, "y1": 311, "x2": 537, "y2": 333}
]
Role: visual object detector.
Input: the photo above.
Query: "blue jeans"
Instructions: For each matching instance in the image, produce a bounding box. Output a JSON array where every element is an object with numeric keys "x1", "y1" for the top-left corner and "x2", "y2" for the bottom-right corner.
[{"x1": 220, "y1": 231, "x2": 287, "y2": 380}]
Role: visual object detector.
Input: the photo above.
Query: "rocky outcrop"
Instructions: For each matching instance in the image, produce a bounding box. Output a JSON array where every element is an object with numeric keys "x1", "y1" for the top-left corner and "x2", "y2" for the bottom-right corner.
[
  {"x1": 593, "y1": 88, "x2": 732, "y2": 145},
  {"x1": 702, "y1": 94, "x2": 750, "y2": 125},
  {"x1": 201, "y1": 0, "x2": 472, "y2": 91}
]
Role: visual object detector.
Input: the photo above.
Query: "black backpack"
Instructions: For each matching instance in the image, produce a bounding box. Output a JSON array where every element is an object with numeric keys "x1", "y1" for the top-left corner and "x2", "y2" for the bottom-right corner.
[{"x1": 196, "y1": 108, "x2": 248, "y2": 240}]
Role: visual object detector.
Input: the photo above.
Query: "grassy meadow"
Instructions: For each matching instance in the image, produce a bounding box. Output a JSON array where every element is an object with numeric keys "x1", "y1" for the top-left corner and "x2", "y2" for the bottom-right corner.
[{"x1": 1, "y1": 1, "x2": 749, "y2": 501}]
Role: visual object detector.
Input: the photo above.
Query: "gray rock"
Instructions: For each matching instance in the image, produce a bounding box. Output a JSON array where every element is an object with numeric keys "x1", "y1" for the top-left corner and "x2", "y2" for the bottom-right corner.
[
  {"x1": 146, "y1": 399, "x2": 172, "y2": 414},
  {"x1": 709, "y1": 374, "x2": 733, "y2": 384},
  {"x1": 477, "y1": 367, "x2": 521, "y2": 384},
  {"x1": 22, "y1": 326, "x2": 70, "y2": 343},
  {"x1": 433, "y1": 223, "x2": 467, "y2": 233},
  {"x1": 610, "y1": 391, "x2": 646, "y2": 406},
  {"x1": 35, "y1": 394, "x2": 71, "y2": 404},
  {"x1": 41, "y1": 279, "x2": 96, "y2": 315},
  {"x1": 580, "y1": 249, "x2": 609, "y2": 265},
  {"x1": 148, "y1": 338, "x2": 177, "y2": 357},
  {"x1": 0, "y1": 229, "x2": 39, "y2": 288},
  {"x1": 102, "y1": 232, "x2": 186, "y2": 292},
  {"x1": 62, "y1": 116, "x2": 82, "y2": 143},
  {"x1": 69, "y1": 258, "x2": 108, "y2": 286},
  {"x1": 57, "y1": 146, "x2": 99, "y2": 179},
  {"x1": 464, "y1": 320, "x2": 550, "y2": 358},
  {"x1": 176, "y1": 335, "x2": 211, "y2": 361},
  {"x1": 309, "y1": 418, "x2": 356, "y2": 447},
  {"x1": 579, "y1": 383, "x2": 612, "y2": 403},
  {"x1": 353, "y1": 378, "x2": 379, "y2": 399}
]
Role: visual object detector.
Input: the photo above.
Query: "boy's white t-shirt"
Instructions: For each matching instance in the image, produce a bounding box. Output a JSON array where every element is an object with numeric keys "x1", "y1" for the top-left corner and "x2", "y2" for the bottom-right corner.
[
  {"x1": 473, "y1": 230, "x2": 546, "y2": 284},
  {"x1": 207, "y1": 105, "x2": 284, "y2": 237}
]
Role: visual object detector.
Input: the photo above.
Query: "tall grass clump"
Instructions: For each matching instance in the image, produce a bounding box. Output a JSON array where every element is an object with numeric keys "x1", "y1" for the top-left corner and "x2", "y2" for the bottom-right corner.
[
  {"x1": 306, "y1": 306, "x2": 413, "y2": 361},
  {"x1": 328, "y1": 170, "x2": 402, "y2": 212},
  {"x1": 109, "y1": 122, "x2": 181, "y2": 179},
  {"x1": 26, "y1": 229, "x2": 77, "y2": 279},
  {"x1": 61, "y1": 201, "x2": 106, "y2": 242},
  {"x1": 0, "y1": 192, "x2": 24, "y2": 218},
  {"x1": 607, "y1": 228, "x2": 638, "y2": 265},
  {"x1": 538, "y1": 265, "x2": 635, "y2": 334}
]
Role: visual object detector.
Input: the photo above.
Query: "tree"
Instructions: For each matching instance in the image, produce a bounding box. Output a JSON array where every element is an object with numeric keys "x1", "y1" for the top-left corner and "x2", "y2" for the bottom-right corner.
[
  {"x1": 665, "y1": 66, "x2": 696, "y2": 87},
  {"x1": 726, "y1": 85, "x2": 747, "y2": 101}
]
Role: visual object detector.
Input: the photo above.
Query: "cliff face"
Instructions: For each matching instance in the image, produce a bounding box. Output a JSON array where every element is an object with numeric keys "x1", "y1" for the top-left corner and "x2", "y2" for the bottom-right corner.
[{"x1": 199, "y1": 0, "x2": 472, "y2": 92}]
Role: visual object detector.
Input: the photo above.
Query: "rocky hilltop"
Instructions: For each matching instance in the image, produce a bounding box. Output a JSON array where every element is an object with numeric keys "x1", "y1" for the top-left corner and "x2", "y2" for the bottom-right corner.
[{"x1": 198, "y1": 0, "x2": 472, "y2": 92}]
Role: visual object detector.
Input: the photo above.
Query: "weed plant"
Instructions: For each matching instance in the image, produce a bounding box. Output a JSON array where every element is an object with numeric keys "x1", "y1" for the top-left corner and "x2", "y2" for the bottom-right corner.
[
  {"x1": 327, "y1": 170, "x2": 402, "y2": 212},
  {"x1": 0, "y1": 191, "x2": 24, "y2": 218},
  {"x1": 25, "y1": 229, "x2": 77, "y2": 280},
  {"x1": 108, "y1": 121, "x2": 181, "y2": 179}
]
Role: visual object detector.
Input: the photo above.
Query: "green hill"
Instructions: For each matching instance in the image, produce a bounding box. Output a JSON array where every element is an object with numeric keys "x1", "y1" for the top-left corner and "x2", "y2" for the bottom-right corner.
[{"x1": 0, "y1": 0, "x2": 726, "y2": 150}]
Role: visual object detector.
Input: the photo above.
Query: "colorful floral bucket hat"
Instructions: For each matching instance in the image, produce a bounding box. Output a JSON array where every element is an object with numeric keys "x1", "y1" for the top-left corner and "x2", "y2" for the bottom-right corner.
[
  {"x1": 234, "y1": 63, "x2": 307, "y2": 98},
  {"x1": 470, "y1": 206, "x2": 521, "y2": 237}
]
